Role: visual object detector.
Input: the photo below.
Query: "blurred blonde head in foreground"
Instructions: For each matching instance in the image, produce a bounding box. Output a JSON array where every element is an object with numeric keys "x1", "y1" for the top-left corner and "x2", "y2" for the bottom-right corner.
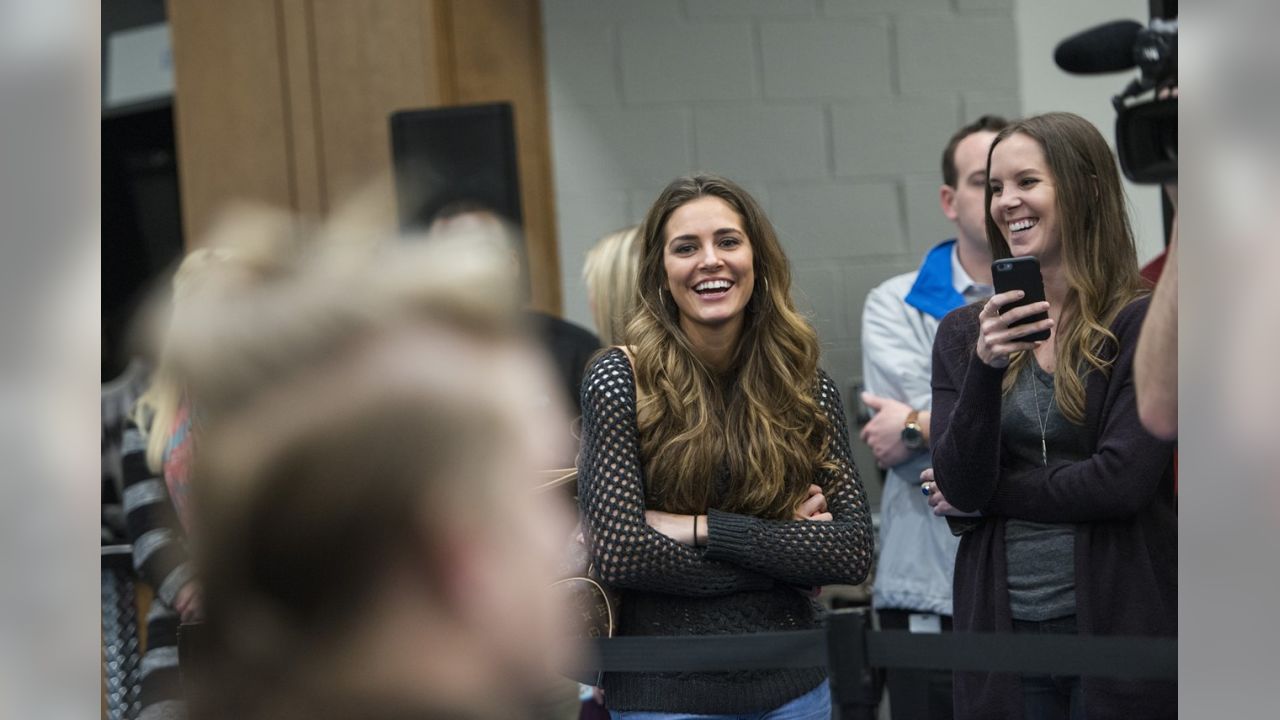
[
  {"x1": 133, "y1": 205, "x2": 300, "y2": 473},
  {"x1": 175, "y1": 213, "x2": 576, "y2": 720},
  {"x1": 583, "y1": 226, "x2": 641, "y2": 346}
]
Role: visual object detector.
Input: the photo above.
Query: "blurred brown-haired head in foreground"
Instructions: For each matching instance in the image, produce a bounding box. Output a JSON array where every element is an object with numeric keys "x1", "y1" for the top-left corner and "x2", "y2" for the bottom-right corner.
[{"x1": 183, "y1": 231, "x2": 576, "y2": 720}]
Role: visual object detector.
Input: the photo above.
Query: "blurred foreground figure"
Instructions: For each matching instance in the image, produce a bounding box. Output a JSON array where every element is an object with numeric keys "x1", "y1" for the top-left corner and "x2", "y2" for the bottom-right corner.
[
  {"x1": 122, "y1": 211, "x2": 298, "y2": 720},
  {"x1": 426, "y1": 202, "x2": 600, "y2": 422},
  {"x1": 181, "y1": 236, "x2": 577, "y2": 720}
]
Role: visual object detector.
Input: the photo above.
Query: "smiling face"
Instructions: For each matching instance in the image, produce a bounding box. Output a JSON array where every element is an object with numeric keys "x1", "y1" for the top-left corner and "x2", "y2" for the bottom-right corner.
[
  {"x1": 662, "y1": 195, "x2": 756, "y2": 339},
  {"x1": 988, "y1": 132, "x2": 1062, "y2": 267}
]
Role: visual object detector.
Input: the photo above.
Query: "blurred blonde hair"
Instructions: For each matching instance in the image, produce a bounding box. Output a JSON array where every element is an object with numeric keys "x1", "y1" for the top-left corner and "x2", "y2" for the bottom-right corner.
[
  {"x1": 131, "y1": 205, "x2": 300, "y2": 472},
  {"x1": 173, "y1": 232, "x2": 520, "y2": 422},
  {"x1": 582, "y1": 226, "x2": 641, "y2": 346}
]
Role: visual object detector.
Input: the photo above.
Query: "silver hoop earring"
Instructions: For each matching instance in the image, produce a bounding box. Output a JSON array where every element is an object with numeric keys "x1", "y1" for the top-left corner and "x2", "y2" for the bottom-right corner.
[{"x1": 658, "y1": 286, "x2": 667, "y2": 306}]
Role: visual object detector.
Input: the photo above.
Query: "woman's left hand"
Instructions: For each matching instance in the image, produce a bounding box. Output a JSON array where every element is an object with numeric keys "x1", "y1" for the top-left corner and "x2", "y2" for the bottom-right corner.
[{"x1": 920, "y1": 468, "x2": 981, "y2": 518}]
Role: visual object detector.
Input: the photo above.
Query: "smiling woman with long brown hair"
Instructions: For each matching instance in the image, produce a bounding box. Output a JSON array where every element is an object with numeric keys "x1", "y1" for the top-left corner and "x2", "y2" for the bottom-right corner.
[
  {"x1": 576, "y1": 173, "x2": 873, "y2": 718},
  {"x1": 926, "y1": 112, "x2": 1177, "y2": 719}
]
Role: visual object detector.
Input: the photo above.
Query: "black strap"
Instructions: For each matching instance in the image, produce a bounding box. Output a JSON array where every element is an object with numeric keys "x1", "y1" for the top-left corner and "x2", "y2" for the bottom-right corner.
[
  {"x1": 865, "y1": 629, "x2": 1177, "y2": 680},
  {"x1": 573, "y1": 630, "x2": 828, "y2": 675},
  {"x1": 574, "y1": 621, "x2": 1176, "y2": 680}
]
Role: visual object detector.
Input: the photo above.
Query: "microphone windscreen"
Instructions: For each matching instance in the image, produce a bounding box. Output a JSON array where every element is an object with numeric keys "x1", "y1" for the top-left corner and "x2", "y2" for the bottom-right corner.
[{"x1": 1054, "y1": 20, "x2": 1143, "y2": 74}]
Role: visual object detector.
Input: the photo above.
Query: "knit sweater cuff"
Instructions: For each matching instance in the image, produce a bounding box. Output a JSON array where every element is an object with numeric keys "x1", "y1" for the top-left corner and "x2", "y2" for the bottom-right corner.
[
  {"x1": 704, "y1": 508, "x2": 757, "y2": 564},
  {"x1": 967, "y1": 351, "x2": 1008, "y2": 389}
]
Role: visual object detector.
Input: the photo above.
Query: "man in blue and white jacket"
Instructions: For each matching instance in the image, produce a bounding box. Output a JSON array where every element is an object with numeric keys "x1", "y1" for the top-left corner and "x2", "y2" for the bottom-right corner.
[{"x1": 859, "y1": 115, "x2": 1006, "y2": 720}]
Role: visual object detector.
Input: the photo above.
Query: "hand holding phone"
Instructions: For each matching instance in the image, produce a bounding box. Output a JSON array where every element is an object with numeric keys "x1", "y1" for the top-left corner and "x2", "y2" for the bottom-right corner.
[
  {"x1": 977, "y1": 256, "x2": 1054, "y2": 368},
  {"x1": 991, "y1": 256, "x2": 1051, "y2": 342}
]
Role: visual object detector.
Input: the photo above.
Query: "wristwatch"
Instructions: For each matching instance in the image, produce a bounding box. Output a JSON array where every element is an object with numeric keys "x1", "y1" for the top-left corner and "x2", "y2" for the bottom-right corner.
[{"x1": 901, "y1": 409, "x2": 925, "y2": 451}]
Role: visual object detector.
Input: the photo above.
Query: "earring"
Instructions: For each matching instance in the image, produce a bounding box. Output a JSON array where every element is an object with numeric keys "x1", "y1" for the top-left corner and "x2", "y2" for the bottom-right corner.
[{"x1": 658, "y1": 286, "x2": 666, "y2": 306}]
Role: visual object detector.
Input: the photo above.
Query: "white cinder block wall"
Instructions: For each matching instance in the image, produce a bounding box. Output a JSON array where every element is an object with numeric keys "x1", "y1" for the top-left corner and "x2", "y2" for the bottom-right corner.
[{"x1": 542, "y1": 0, "x2": 1021, "y2": 495}]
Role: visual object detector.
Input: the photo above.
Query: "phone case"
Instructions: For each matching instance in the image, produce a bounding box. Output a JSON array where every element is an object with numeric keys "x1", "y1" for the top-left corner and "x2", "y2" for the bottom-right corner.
[{"x1": 991, "y1": 256, "x2": 1050, "y2": 342}]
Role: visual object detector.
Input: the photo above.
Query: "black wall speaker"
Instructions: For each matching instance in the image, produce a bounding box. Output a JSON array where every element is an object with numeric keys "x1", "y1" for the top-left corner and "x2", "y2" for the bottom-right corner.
[{"x1": 389, "y1": 102, "x2": 523, "y2": 234}]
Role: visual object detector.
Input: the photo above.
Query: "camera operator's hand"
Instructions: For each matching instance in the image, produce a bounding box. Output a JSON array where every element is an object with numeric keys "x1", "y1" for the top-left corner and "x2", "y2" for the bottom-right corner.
[{"x1": 976, "y1": 291, "x2": 1054, "y2": 369}]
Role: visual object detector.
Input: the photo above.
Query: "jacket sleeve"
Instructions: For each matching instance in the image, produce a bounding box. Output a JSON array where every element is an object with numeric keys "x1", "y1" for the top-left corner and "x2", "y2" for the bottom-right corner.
[
  {"x1": 861, "y1": 281, "x2": 934, "y2": 412},
  {"x1": 121, "y1": 418, "x2": 195, "y2": 607},
  {"x1": 983, "y1": 300, "x2": 1176, "y2": 522},
  {"x1": 929, "y1": 306, "x2": 1008, "y2": 513},
  {"x1": 577, "y1": 350, "x2": 775, "y2": 596},
  {"x1": 703, "y1": 372, "x2": 875, "y2": 587}
]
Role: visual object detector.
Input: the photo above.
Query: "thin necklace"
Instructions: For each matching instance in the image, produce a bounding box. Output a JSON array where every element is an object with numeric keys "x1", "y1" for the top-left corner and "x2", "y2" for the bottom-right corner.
[{"x1": 1031, "y1": 369, "x2": 1054, "y2": 466}]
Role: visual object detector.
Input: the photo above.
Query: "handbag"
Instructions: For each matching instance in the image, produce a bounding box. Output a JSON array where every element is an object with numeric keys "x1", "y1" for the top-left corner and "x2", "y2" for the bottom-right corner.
[
  {"x1": 552, "y1": 520, "x2": 618, "y2": 641},
  {"x1": 542, "y1": 417, "x2": 621, "y2": 684},
  {"x1": 545, "y1": 462, "x2": 619, "y2": 685},
  {"x1": 552, "y1": 531, "x2": 619, "y2": 686}
]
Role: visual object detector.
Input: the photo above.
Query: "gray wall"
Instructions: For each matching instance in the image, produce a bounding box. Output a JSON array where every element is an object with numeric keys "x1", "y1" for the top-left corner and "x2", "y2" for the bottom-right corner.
[{"x1": 542, "y1": 0, "x2": 1021, "y2": 498}]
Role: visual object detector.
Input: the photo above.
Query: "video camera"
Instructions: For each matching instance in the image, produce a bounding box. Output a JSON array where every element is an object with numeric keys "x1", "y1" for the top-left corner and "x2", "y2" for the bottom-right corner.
[{"x1": 1054, "y1": 16, "x2": 1178, "y2": 184}]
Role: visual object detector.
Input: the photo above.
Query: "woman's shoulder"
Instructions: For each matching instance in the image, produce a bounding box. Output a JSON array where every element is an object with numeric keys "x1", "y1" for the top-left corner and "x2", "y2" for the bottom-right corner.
[
  {"x1": 814, "y1": 366, "x2": 840, "y2": 395},
  {"x1": 938, "y1": 301, "x2": 983, "y2": 335},
  {"x1": 582, "y1": 346, "x2": 637, "y2": 397},
  {"x1": 585, "y1": 345, "x2": 632, "y2": 373},
  {"x1": 932, "y1": 301, "x2": 982, "y2": 359}
]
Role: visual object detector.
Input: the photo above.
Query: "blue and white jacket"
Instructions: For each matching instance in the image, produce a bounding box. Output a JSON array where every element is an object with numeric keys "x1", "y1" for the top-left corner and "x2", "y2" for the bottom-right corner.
[{"x1": 860, "y1": 239, "x2": 990, "y2": 615}]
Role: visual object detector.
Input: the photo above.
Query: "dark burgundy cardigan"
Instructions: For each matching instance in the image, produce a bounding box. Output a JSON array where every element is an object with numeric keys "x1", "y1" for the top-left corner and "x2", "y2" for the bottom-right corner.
[{"x1": 930, "y1": 297, "x2": 1177, "y2": 720}]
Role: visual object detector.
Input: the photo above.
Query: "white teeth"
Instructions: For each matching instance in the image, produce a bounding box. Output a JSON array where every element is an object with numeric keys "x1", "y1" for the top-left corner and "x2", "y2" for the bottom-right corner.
[
  {"x1": 1009, "y1": 218, "x2": 1038, "y2": 232},
  {"x1": 695, "y1": 279, "x2": 732, "y2": 291}
]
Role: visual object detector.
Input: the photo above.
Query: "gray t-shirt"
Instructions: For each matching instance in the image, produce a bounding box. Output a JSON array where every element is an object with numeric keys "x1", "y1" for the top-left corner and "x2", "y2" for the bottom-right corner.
[{"x1": 1001, "y1": 360, "x2": 1092, "y2": 621}]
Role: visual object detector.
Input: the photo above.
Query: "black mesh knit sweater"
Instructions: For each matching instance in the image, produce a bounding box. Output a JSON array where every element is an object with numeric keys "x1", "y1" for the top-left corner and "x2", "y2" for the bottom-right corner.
[{"x1": 577, "y1": 349, "x2": 874, "y2": 713}]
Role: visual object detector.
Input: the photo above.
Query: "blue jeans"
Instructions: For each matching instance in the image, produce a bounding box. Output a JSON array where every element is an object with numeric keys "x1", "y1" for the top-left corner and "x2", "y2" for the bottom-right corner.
[
  {"x1": 609, "y1": 680, "x2": 830, "y2": 720},
  {"x1": 1012, "y1": 616, "x2": 1085, "y2": 720}
]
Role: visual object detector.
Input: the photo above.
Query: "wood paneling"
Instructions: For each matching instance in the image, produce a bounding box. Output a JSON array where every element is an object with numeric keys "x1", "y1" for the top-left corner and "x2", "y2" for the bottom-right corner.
[
  {"x1": 308, "y1": 0, "x2": 445, "y2": 233},
  {"x1": 279, "y1": 0, "x2": 326, "y2": 218},
  {"x1": 445, "y1": 0, "x2": 561, "y2": 313},
  {"x1": 167, "y1": 0, "x2": 562, "y2": 312},
  {"x1": 167, "y1": 0, "x2": 295, "y2": 244}
]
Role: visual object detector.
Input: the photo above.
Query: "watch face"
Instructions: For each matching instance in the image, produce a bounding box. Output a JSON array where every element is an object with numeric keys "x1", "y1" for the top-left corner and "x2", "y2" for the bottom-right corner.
[{"x1": 902, "y1": 425, "x2": 923, "y2": 449}]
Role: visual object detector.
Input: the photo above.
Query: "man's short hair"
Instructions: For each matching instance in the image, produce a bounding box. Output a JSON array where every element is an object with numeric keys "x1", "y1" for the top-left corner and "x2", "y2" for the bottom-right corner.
[{"x1": 941, "y1": 114, "x2": 1010, "y2": 187}]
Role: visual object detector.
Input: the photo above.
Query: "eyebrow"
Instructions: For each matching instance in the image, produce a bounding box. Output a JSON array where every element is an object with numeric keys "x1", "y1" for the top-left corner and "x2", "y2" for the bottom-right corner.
[
  {"x1": 668, "y1": 228, "x2": 743, "y2": 244},
  {"x1": 991, "y1": 167, "x2": 1040, "y2": 180}
]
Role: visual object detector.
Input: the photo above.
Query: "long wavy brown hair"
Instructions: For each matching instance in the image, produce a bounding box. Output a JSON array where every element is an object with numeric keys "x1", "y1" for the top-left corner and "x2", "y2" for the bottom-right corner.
[
  {"x1": 984, "y1": 112, "x2": 1149, "y2": 423},
  {"x1": 624, "y1": 174, "x2": 835, "y2": 520}
]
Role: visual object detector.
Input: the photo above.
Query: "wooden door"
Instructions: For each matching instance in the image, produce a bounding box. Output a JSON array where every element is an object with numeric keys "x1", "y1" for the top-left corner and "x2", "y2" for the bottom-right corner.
[{"x1": 167, "y1": 0, "x2": 561, "y2": 313}]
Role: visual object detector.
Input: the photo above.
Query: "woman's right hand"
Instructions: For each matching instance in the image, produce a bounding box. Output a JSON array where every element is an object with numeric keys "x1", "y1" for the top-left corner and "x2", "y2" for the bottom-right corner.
[
  {"x1": 920, "y1": 468, "x2": 980, "y2": 518},
  {"x1": 795, "y1": 484, "x2": 832, "y2": 522},
  {"x1": 976, "y1": 291, "x2": 1054, "y2": 369}
]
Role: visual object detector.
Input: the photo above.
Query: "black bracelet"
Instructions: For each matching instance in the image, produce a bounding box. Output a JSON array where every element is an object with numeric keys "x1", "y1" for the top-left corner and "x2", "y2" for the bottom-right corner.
[{"x1": 693, "y1": 515, "x2": 699, "y2": 547}]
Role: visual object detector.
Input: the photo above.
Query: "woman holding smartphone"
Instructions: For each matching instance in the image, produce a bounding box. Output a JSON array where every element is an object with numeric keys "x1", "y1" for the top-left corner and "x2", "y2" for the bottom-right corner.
[
  {"x1": 577, "y1": 174, "x2": 873, "y2": 718},
  {"x1": 925, "y1": 112, "x2": 1177, "y2": 719}
]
